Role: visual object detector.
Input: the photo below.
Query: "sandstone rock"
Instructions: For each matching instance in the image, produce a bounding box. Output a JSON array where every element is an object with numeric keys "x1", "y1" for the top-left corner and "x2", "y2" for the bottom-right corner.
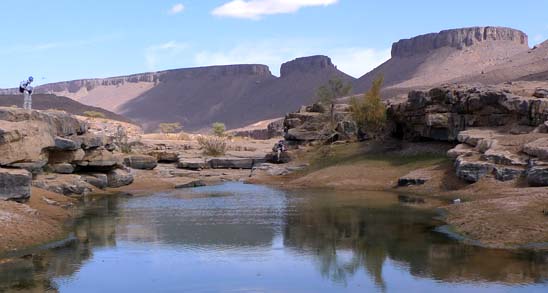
[
  {"x1": 177, "y1": 158, "x2": 207, "y2": 170},
  {"x1": 123, "y1": 155, "x2": 157, "y2": 170},
  {"x1": 174, "y1": 179, "x2": 205, "y2": 189},
  {"x1": 52, "y1": 137, "x2": 80, "y2": 151},
  {"x1": 47, "y1": 149, "x2": 85, "y2": 164},
  {"x1": 285, "y1": 128, "x2": 321, "y2": 141},
  {"x1": 481, "y1": 149, "x2": 527, "y2": 166},
  {"x1": 533, "y1": 88, "x2": 548, "y2": 99},
  {"x1": 522, "y1": 138, "x2": 548, "y2": 160},
  {"x1": 32, "y1": 174, "x2": 94, "y2": 196},
  {"x1": 107, "y1": 169, "x2": 134, "y2": 188},
  {"x1": 447, "y1": 144, "x2": 475, "y2": 160},
  {"x1": 73, "y1": 132, "x2": 106, "y2": 149},
  {"x1": 148, "y1": 151, "x2": 179, "y2": 163},
  {"x1": 9, "y1": 160, "x2": 47, "y2": 175},
  {"x1": 207, "y1": 158, "x2": 265, "y2": 169},
  {"x1": 527, "y1": 166, "x2": 548, "y2": 187},
  {"x1": 494, "y1": 166, "x2": 525, "y2": 181},
  {"x1": 455, "y1": 156, "x2": 494, "y2": 182},
  {"x1": 76, "y1": 148, "x2": 120, "y2": 170},
  {"x1": 82, "y1": 173, "x2": 108, "y2": 189},
  {"x1": 49, "y1": 163, "x2": 75, "y2": 174},
  {"x1": 0, "y1": 168, "x2": 31, "y2": 201}
]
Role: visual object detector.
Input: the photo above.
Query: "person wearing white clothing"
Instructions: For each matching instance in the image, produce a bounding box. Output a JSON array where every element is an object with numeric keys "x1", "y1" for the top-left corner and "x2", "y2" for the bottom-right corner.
[{"x1": 19, "y1": 76, "x2": 34, "y2": 110}]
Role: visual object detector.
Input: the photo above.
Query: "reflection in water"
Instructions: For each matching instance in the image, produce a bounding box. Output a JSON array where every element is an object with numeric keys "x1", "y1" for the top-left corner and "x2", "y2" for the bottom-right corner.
[{"x1": 0, "y1": 183, "x2": 547, "y2": 292}]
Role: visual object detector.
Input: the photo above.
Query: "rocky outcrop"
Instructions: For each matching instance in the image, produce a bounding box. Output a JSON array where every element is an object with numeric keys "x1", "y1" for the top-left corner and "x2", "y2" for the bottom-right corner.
[
  {"x1": 283, "y1": 103, "x2": 358, "y2": 144},
  {"x1": 0, "y1": 168, "x2": 31, "y2": 201},
  {"x1": 391, "y1": 27, "x2": 528, "y2": 58},
  {"x1": 388, "y1": 85, "x2": 548, "y2": 141},
  {"x1": 107, "y1": 169, "x2": 134, "y2": 188},
  {"x1": 229, "y1": 118, "x2": 284, "y2": 140},
  {"x1": 0, "y1": 107, "x2": 134, "y2": 198}
]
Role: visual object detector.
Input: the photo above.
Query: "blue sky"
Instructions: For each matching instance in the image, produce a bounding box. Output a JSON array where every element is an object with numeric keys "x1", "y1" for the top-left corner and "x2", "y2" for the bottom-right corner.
[{"x1": 1, "y1": 0, "x2": 547, "y2": 88}]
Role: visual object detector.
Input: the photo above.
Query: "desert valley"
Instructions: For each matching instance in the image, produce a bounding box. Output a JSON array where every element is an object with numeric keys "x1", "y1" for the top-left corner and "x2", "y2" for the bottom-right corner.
[{"x1": 0, "y1": 5, "x2": 547, "y2": 291}]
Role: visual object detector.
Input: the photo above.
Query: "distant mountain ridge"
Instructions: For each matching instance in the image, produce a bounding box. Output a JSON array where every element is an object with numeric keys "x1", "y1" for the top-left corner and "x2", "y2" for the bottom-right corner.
[{"x1": 2, "y1": 26, "x2": 546, "y2": 132}]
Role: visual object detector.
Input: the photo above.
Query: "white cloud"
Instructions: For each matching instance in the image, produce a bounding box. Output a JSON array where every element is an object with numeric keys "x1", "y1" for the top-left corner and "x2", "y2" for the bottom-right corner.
[
  {"x1": 145, "y1": 41, "x2": 189, "y2": 70},
  {"x1": 192, "y1": 40, "x2": 389, "y2": 77},
  {"x1": 212, "y1": 0, "x2": 338, "y2": 20},
  {"x1": 168, "y1": 3, "x2": 185, "y2": 15},
  {"x1": 0, "y1": 34, "x2": 120, "y2": 56}
]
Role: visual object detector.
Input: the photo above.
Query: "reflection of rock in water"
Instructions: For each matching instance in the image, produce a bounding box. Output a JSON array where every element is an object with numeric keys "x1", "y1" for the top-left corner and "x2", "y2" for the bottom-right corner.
[
  {"x1": 283, "y1": 191, "x2": 548, "y2": 287},
  {"x1": 0, "y1": 196, "x2": 121, "y2": 292}
]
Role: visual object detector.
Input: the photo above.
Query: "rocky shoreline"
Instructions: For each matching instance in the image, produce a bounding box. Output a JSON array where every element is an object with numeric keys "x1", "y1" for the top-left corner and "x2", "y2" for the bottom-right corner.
[{"x1": 1, "y1": 81, "x2": 548, "y2": 254}]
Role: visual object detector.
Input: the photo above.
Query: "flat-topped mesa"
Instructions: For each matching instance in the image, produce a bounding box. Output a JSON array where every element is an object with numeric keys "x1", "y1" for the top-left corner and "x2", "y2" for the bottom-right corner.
[
  {"x1": 36, "y1": 73, "x2": 159, "y2": 94},
  {"x1": 391, "y1": 27, "x2": 529, "y2": 58},
  {"x1": 280, "y1": 55, "x2": 336, "y2": 77}
]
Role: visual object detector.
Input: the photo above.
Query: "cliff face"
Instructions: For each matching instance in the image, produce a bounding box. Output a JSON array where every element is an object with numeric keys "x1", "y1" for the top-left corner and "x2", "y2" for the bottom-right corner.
[{"x1": 391, "y1": 27, "x2": 528, "y2": 57}]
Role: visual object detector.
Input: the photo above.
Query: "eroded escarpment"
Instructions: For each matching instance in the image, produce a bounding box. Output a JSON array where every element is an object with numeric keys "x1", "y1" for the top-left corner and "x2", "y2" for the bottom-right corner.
[
  {"x1": 391, "y1": 27, "x2": 528, "y2": 58},
  {"x1": 387, "y1": 84, "x2": 548, "y2": 186}
]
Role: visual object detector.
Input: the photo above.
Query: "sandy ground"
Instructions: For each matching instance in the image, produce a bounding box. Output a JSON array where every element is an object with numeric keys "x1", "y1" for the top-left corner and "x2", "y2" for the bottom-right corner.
[{"x1": 0, "y1": 188, "x2": 76, "y2": 255}]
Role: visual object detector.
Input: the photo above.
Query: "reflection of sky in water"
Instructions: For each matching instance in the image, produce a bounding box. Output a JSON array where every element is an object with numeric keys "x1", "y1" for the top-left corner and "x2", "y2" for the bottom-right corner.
[{"x1": 1, "y1": 183, "x2": 547, "y2": 292}]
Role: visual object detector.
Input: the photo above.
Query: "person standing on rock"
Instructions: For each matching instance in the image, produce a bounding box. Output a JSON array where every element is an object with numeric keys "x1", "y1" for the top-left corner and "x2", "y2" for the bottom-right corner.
[{"x1": 19, "y1": 76, "x2": 34, "y2": 110}]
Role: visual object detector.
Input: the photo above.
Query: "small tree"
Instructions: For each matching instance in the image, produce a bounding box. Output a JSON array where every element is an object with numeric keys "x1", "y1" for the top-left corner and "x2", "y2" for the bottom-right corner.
[
  {"x1": 158, "y1": 122, "x2": 182, "y2": 135},
  {"x1": 212, "y1": 122, "x2": 226, "y2": 137},
  {"x1": 350, "y1": 76, "x2": 386, "y2": 140},
  {"x1": 317, "y1": 78, "x2": 352, "y2": 106}
]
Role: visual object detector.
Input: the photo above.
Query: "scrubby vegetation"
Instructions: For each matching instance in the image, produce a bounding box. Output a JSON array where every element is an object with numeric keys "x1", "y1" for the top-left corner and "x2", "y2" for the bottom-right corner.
[
  {"x1": 158, "y1": 122, "x2": 182, "y2": 135},
  {"x1": 197, "y1": 135, "x2": 227, "y2": 156},
  {"x1": 83, "y1": 111, "x2": 106, "y2": 118},
  {"x1": 350, "y1": 76, "x2": 386, "y2": 139},
  {"x1": 212, "y1": 122, "x2": 226, "y2": 137}
]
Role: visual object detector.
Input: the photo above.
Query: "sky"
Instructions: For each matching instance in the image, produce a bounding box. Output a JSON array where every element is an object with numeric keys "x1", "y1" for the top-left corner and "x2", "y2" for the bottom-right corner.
[{"x1": 1, "y1": 0, "x2": 547, "y2": 88}]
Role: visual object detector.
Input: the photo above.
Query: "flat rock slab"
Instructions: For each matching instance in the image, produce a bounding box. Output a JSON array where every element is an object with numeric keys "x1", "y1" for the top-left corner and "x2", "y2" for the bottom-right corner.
[
  {"x1": 207, "y1": 157, "x2": 266, "y2": 169},
  {"x1": 0, "y1": 168, "x2": 31, "y2": 201},
  {"x1": 523, "y1": 138, "x2": 548, "y2": 160},
  {"x1": 177, "y1": 158, "x2": 207, "y2": 170},
  {"x1": 124, "y1": 155, "x2": 158, "y2": 170},
  {"x1": 174, "y1": 179, "x2": 205, "y2": 189}
]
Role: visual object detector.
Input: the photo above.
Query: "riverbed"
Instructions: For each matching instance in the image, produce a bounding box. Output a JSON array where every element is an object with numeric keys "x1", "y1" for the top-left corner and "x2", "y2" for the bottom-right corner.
[{"x1": 1, "y1": 183, "x2": 547, "y2": 292}]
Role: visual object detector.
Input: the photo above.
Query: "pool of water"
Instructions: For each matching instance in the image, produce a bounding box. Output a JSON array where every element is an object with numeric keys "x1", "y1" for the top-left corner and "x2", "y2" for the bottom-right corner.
[{"x1": 1, "y1": 183, "x2": 547, "y2": 292}]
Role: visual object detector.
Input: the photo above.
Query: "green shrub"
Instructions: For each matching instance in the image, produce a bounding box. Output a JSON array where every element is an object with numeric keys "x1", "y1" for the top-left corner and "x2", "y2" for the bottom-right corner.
[
  {"x1": 158, "y1": 122, "x2": 182, "y2": 134},
  {"x1": 212, "y1": 122, "x2": 226, "y2": 137},
  {"x1": 350, "y1": 76, "x2": 386, "y2": 139},
  {"x1": 83, "y1": 111, "x2": 106, "y2": 118},
  {"x1": 317, "y1": 78, "x2": 352, "y2": 106}
]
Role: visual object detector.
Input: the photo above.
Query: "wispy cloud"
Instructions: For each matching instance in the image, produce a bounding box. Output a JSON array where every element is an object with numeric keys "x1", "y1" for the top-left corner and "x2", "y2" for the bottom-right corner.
[
  {"x1": 533, "y1": 34, "x2": 545, "y2": 44},
  {"x1": 145, "y1": 41, "x2": 189, "y2": 70},
  {"x1": 192, "y1": 40, "x2": 389, "y2": 77},
  {"x1": 212, "y1": 0, "x2": 338, "y2": 20},
  {"x1": 168, "y1": 3, "x2": 185, "y2": 15},
  {"x1": 0, "y1": 34, "x2": 120, "y2": 56}
]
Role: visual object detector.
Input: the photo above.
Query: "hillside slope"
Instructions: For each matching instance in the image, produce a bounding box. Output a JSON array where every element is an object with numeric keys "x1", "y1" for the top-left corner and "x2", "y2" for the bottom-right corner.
[
  {"x1": 354, "y1": 27, "x2": 530, "y2": 93},
  {"x1": 0, "y1": 94, "x2": 133, "y2": 123}
]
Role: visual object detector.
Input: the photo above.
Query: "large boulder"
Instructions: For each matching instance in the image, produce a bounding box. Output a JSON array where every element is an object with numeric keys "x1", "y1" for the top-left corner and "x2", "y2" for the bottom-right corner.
[
  {"x1": 82, "y1": 173, "x2": 108, "y2": 189},
  {"x1": 523, "y1": 138, "x2": 548, "y2": 160},
  {"x1": 177, "y1": 158, "x2": 207, "y2": 170},
  {"x1": 49, "y1": 163, "x2": 75, "y2": 174},
  {"x1": 107, "y1": 169, "x2": 134, "y2": 188},
  {"x1": 455, "y1": 156, "x2": 494, "y2": 182},
  {"x1": 0, "y1": 168, "x2": 31, "y2": 201},
  {"x1": 148, "y1": 150, "x2": 179, "y2": 163},
  {"x1": 123, "y1": 155, "x2": 157, "y2": 170},
  {"x1": 76, "y1": 148, "x2": 120, "y2": 170},
  {"x1": 527, "y1": 166, "x2": 548, "y2": 187},
  {"x1": 52, "y1": 137, "x2": 80, "y2": 151}
]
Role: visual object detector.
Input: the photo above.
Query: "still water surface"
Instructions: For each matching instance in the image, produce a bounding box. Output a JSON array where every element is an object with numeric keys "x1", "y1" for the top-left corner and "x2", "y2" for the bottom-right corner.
[{"x1": 1, "y1": 183, "x2": 547, "y2": 292}]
